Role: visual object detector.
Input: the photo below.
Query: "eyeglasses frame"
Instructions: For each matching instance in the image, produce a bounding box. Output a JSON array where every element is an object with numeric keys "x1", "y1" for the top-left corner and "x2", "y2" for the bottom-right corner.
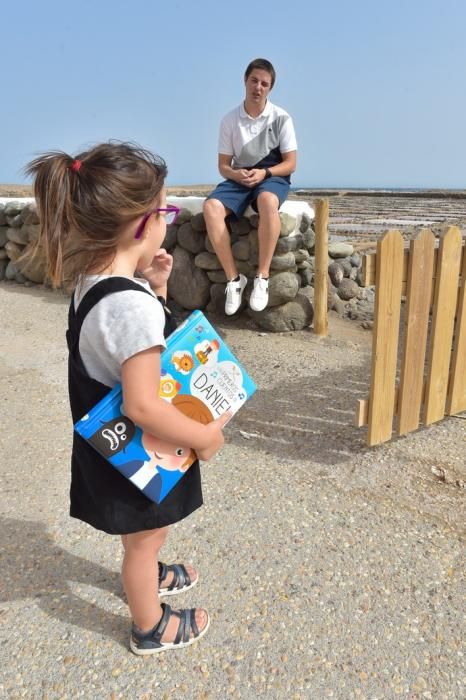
[{"x1": 134, "y1": 205, "x2": 181, "y2": 240}]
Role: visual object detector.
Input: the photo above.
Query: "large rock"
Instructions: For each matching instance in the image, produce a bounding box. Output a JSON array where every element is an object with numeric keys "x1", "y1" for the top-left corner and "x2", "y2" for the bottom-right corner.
[
  {"x1": 279, "y1": 212, "x2": 297, "y2": 236},
  {"x1": 232, "y1": 239, "x2": 249, "y2": 261},
  {"x1": 302, "y1": 228, "x2": 315, "y2": 250},
  {"x1": 275, "y1": 233, "x2": 304, "y2": 254},
  {"x1": 338, "y1": 258, "x2": 353, "y2": 278},
  {"x1": 328, "y1": 242, "x2": 354, "y2": 258},
  {"x1": 270, "y1": 252, "x2": 296, "y2": 271},
  {"x1": 268, "y1": 271, "x2": 300, "y2": 307},
  {"x1": 207, "y1": 270, "x2": 227, "y2": 284},
  {"x1": 190, "y1": 213, "x2": 207, "y2": 232},
  {"x1": 5, "y1": 260, "x2": 18, "y2": 280},
  {"x1": 337, "y1": 278, "x2": 360, "y2": 301},
  {"x1": 177, "y1": 222, "x2": 205, "y2": 254},
  {"x1": 229, "y1": 217, "x2": 251, "y2": 236},
  {"x1": 6, "y1": 227, "x2": 29, "y2": 245},
  {"x1": 0, "y1": 206, "x2": 6, "y2": 227},
  {"x1": 248, "y1": 293, "x2": 314, "y2": 331},
  {"x1": 168, "y1": 247, "x2": 210, "y2": 309},
  {"x1": 0, "y1": 228, "x2": 8, "y2": 247},
  {"x1": 194, "y1": 251, "x2": 222, "y2": 271},
  {"x1": 5, "y1": 240, "x2": 23, "y2": 262},
  {"x1": 294, "y1": 249, "x2": 311, "y2": 264},
  {"x1": 328, "y1": 261, "x2": 344, "y2": 286},
  {"x1": 176, "y1": 208, "x2": 193, "y2": 226}
]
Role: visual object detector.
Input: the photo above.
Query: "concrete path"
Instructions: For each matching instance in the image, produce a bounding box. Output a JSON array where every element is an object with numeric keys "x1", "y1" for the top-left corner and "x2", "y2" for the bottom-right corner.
[{"x1": 0, "y1": 282, "x2": 464, "y2": 699}]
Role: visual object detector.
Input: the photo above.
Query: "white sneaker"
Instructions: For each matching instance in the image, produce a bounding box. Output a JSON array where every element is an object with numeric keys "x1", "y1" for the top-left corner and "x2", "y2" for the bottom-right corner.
[
  {"x1": 249, "y1": 276, "x2": 269, "y2": 312},
  {"x1": 225, "y1": 274, "x2": 247, "y2": 315}
]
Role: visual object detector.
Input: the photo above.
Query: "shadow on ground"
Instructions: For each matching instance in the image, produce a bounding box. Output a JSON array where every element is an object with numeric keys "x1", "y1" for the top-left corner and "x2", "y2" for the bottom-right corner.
[
  {"x1": 0, "y1": 517, "x2": 128, "y2": 645},
  {"x1": 228, "y1": 359, "x2": 370, "y2": 465}
]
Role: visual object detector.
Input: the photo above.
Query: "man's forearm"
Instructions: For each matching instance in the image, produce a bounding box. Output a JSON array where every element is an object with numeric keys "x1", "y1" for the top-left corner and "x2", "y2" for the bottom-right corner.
[{"x1": 219, "y1": 162, "x2": 242, "y2": 181}]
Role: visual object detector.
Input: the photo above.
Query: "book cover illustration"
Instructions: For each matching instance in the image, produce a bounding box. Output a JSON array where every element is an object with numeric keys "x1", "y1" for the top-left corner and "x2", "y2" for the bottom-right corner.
[{"x1": 75, "y1": 310, "x2": 256, "y2": 504}]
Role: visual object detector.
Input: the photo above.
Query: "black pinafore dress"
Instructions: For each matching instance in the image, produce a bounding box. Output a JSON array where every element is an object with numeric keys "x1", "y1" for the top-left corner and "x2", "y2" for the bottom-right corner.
[{"x1": 66, "y1": 277, "x2": 203, "y2": 535}]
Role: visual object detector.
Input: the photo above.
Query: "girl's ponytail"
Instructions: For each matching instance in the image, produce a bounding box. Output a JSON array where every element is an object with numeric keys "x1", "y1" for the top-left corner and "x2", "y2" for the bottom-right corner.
[{"x1": 24, "y1": 152, "x2": 77, "y2": 287}]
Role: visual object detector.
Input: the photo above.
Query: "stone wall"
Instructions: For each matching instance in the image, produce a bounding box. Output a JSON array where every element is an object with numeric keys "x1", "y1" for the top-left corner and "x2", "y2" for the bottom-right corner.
[{"x1": 0, "y1": 196, "x2": 369, "y2": 331}]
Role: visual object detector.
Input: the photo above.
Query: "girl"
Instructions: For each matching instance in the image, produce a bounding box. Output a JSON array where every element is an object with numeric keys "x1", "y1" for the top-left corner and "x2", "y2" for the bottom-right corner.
[{"x1": 26, "y1": 142, "x2": 229, "y2": 655}]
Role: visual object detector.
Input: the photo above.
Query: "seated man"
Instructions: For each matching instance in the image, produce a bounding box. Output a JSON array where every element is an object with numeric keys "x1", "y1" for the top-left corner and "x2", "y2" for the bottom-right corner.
[{"x1": 203, "y1": 57, "x2": 298, "y2": 315}]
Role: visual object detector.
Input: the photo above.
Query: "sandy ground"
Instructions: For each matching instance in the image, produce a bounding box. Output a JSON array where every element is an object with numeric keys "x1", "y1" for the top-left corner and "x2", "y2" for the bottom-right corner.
[{"x1": 0, "y1": 281, "x2": 464, "y2": 699}]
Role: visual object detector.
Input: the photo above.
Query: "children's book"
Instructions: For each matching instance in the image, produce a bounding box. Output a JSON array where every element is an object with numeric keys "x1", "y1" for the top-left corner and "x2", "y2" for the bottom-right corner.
[{"x1": 74, "y1": 310, "x2": 256, "y2": 504}]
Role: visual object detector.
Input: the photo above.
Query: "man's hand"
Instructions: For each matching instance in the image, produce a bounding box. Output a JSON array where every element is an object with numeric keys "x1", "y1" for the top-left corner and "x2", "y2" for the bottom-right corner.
[
  {"x1": 139, "y1": 249, "x2": 173, "y2": 289},
  {"x1": 239, "y1": 168, "x2": 267, "y2": 188},
  {"x1": 231, "y1": 168, "x2": 255, "y2": 187}
]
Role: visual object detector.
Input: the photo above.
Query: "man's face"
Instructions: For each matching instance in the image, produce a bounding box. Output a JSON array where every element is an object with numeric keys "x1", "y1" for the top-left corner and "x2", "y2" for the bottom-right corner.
[{"x1": 244, "y1": 68, "x2": 273, "y2": 107}]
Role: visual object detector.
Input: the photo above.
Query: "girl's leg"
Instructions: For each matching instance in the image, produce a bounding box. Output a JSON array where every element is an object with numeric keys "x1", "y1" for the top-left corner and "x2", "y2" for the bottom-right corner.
[
  {"x1": 120, "y1": 531, "x2": 198, "y2": 590},
  {"x1": 122, "y1": 527, "x2": 167, "y2": 631},
  {"x1": 122, "y1": 528, "x2": 207, "y2": 639}
]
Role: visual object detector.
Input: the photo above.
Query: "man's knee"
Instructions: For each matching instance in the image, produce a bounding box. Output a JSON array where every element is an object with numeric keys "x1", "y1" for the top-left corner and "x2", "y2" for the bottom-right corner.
[
  {"x1": 256, "y1": 190, "x2": 279, "y2": 214},
  {"x1": 203, "y1": 197, "x2": 226, "y2": 222}
]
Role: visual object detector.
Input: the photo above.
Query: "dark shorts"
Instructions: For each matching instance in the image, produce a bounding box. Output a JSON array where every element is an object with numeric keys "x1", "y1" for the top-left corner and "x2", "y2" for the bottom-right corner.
[{"x1": 206, "y1": 176, "x2": 290, "y2": 220}]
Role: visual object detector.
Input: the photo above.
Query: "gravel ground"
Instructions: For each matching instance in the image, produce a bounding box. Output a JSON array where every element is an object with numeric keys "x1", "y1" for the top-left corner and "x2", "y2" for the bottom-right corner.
[{"x1": 0, "y1": 281, "x2": 464, "y2": 700}]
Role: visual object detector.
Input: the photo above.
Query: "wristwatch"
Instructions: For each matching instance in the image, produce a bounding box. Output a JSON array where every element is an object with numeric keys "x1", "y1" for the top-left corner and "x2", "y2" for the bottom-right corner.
[{"x1": 264, "y1": 168, "x2": 272, "y2": 179}]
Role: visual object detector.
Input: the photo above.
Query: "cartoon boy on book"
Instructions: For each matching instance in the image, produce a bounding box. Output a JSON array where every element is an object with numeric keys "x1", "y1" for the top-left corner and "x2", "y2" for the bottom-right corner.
[{"x1": 117, "y1": 433, "x2": 195, "y2": 503}]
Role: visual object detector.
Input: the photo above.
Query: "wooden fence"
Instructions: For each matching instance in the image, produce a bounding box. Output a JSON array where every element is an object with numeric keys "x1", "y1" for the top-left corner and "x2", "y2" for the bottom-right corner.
[{"x1": 356, "y1": 226, "x2": 466, "y2": 446}]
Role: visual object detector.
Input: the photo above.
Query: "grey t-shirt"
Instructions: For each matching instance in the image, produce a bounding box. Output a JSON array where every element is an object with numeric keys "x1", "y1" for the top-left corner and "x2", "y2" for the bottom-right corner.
[{"x1": 74, "y1": 275, "x2": 166, "y2": 387}]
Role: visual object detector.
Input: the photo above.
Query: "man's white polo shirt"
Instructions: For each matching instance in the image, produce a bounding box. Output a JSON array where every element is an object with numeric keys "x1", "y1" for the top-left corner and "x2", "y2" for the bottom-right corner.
[{"x1": 218, "y1": 101, "x2": 297, "y2": 170}]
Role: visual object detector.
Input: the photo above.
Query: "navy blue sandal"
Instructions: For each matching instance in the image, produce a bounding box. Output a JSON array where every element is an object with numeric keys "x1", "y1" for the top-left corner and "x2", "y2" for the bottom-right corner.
[
  {"x1": 158, "y1": 561, "x2": 198, "y2": 597},
  {"x1": 130, "y1": 602, "x2": 210, "y2": 655}
]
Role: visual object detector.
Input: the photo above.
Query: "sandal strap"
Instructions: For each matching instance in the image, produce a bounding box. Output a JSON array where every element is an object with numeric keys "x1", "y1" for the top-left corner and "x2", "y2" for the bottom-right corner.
[
  {"x1": 174, "y1": 608, "x2": 197, "y2": 644},
  {"x1": 158, "y1": 561, "x2": 167, "y2": 582},
  {"x1": 190, "y1": 607, "x2": 200, "y2": 637},
  {"x1": 159, "y1": 561, "x2": 192, "y2": 590},
  {"x1": 153, "y1": 602, "x2": 173, "y2": 638}
]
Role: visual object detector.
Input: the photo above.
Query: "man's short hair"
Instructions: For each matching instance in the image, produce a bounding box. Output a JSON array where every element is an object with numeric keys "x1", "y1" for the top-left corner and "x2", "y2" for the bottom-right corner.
[{"x1": 244, "y1": 58, "x2": 276, "y2": 89}]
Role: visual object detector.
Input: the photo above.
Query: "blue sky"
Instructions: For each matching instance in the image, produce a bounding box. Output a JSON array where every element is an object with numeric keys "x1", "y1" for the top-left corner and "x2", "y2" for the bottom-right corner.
[{"x1": 2, "y1": 0, "x2": 465, "y2": 188}]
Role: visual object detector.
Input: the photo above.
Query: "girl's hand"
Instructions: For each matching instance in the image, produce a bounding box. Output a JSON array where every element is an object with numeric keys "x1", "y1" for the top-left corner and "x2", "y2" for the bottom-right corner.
[
  {"x1": 195, "y1": 411, "x2": 232, "y2": 462},
  {"x1": 139, "y1": 249, "x2": 173, "y2": 290}
]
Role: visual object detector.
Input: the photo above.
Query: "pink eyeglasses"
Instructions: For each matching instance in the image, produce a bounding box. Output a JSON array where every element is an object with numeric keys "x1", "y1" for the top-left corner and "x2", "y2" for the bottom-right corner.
[{"x1": 134, "y1": 205, "x2": 181, "y2": 239}]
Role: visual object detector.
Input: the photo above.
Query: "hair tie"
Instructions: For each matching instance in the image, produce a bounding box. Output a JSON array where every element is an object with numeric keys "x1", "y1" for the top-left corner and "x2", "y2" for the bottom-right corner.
[{"x1": 70, "y1": 159, "x2": 82, "y2": 173}]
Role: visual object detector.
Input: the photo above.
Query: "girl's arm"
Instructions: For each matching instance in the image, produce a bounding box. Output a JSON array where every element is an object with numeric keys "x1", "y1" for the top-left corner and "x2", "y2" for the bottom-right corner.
[{"x1": 121, "y1": 346, "x2": 229, "y2": 460}]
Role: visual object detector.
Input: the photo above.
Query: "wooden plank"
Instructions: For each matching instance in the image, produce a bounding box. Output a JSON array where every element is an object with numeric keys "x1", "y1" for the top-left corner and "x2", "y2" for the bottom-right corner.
[
  {"x1": 367, "y1": 230, "x2": 404, "y2": 445},
  {"x1": 313, "y1": 198, "x2": 329, "y2": 336},
  {"x1": 397, "y1": 230, "x2": 435, "y2": 435},
  {"x1": 355, "y1": 399, "x2": 367, "y2": 427},
  {"x1": 424, "y1": 227, "x2": 463, "y2": 425},
  {"x1": 356, "y1": 388, "x2": 401, "y2": 428},
  {"x1": 361, "y1": 245, "x2": 464, "y2": 288},
  {"x1": 446, "y1": 239, "x2": 466, "y2": 414}
]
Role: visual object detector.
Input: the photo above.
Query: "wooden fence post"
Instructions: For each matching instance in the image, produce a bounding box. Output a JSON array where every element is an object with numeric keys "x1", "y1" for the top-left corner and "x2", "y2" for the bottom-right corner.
[{"x1": 313, "y1": 198, "x2": 329, "y2": 336}]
